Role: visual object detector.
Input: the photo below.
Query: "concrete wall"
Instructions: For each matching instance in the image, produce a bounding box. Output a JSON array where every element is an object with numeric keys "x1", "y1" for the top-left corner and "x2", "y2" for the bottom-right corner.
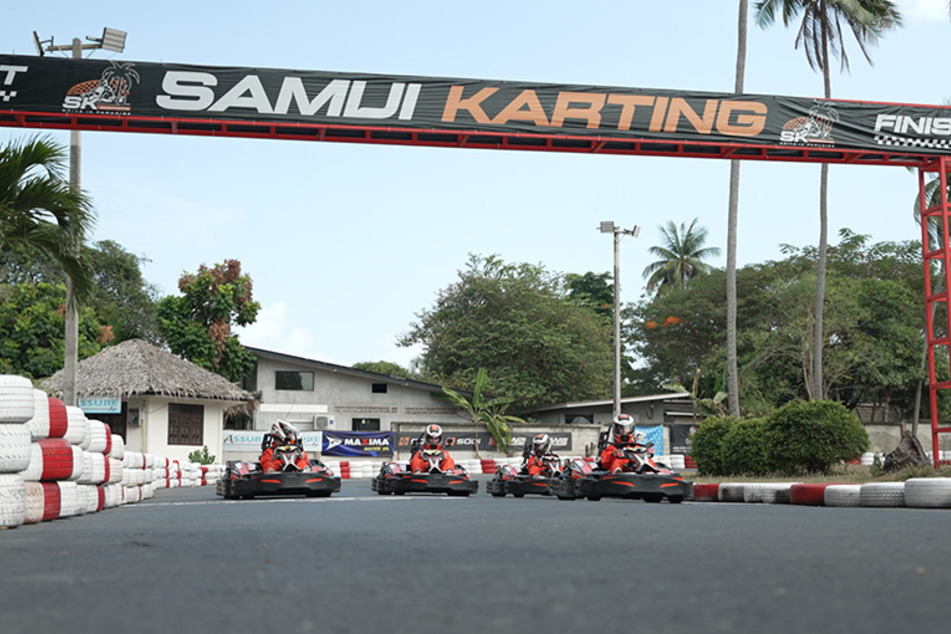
[{"x1": 124, "y1": 396, "x2": 229, "y2": 464}]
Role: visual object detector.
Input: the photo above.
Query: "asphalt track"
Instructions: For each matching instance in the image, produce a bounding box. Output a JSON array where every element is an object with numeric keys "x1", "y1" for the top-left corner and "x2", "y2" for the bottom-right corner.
[{"x1": 2, "y1": 477, "x2": 950, "y2": 634}]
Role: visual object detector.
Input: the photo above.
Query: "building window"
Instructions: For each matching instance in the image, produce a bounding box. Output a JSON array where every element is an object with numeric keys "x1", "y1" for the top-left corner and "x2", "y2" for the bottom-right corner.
[
  {"x1": 353, "y1": 418, "x2": 380, "y2": 431},
  {"x1": 275, "y1": 371, "x2": 314, "y2": 391},
  {"x1": 371, "y1": 383, "x2": 387, "y2": 394},
  {"x1": 168, "y1": 403, "x2": 204, "y2": 445}
]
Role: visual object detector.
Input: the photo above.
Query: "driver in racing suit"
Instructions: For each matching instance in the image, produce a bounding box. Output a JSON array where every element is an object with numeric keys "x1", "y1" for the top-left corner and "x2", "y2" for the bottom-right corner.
[
  {"x1": 600, "y1": 414, "x2": 639, "y2": 473},
  {"x1": 409, "y1": 424, "x2": 456, "y2": 473},
  {"x1": 523, "y1": 433, "x2": 560, "y2": 477},
  {"x1": 261, "y1": 420, "x2": 310, "y2": 472}
]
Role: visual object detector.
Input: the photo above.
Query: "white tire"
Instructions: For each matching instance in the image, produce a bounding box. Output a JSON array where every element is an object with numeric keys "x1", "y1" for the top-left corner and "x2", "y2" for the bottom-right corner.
[
  {"x1": 0, "y1": 375, "x2": 35, "y2": 423},
  {"x1": 718, "y1": 482, "x2": 752, "y2": 503},
  {"x1": 743, "y1": 483, "x2": 797, "y2": 504},
  {"x1": 860, "y1": 482, "x2": 905, "y2": 507},
  {"x1": 63, "y1": 406, "x2": 89, "y2": 446},
  {"x1": 108, "y1": 434, "x2": 125, "y2": 460},
  {"x1": 904, "y1": 477, "x2": 951, "y2": 508},
  {"x1": 78, "y1": 452, "x2": 107, "y2": 485},
  {"x1": 23, "y1": 481, "x2": 45, "y2": 524},
  {"x1": 0, "y1": 423, "x2": 31, "y2": 473},
  {"x1": 57, "y1": 481, "x2": 81, "y2": 517},
  {"x1": 824, "y1": 484, "x2": 862, "y2": 507},
  {"x1": 26, "y1": 389, "x2": 50, "y2": 441},
  {"x1": 81, "y1": 420, "x2": 110, "y2": 454},
  {"x1": 0, "y1": 473, "x2": 26, "y2": 527}
]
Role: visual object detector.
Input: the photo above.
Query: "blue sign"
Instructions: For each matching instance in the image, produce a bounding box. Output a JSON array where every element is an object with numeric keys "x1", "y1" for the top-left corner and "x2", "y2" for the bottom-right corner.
[
  {"x1": 78, "y1": 396, "x2": 121, "y2": 414},
  {"x1": 322, "y1": 431, "x2": 394, "y2": 457}
]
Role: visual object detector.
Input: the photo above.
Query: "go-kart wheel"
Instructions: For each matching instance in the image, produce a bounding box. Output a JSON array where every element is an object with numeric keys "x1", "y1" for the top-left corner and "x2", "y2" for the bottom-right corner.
[
  {"x1": 643, "y1": 493, "x2": 663, "y2": 503},
  {"x1": 667, "y1": 495, "x2": 684, "y2": 504},
  {"x1": 490, "y1": 492, "x2": 505, "y2": 497},
  {"x1": 586, "y1": 495, "x2": 601, "y2": 501},
  {"x1": 241, "y1": 494, "x2": 255, "y2": 500},
  {"x1": 512, "y1": 493, "x2": 525, "y2": 498},
  {"x1": 393, "y1": 490, "x2": 405, "y2": 496}
]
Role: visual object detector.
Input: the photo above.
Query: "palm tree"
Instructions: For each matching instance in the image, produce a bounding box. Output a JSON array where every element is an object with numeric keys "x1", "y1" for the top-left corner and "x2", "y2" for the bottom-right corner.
[
  {"x1": 754, "y1": 0, "x2": 902, "y2": 400},
  {"x1": 642, "y1": 219, "x2": 721, "y2": 295},
  {"x1": 0, "y1": 135, "x2": 95, "y2": 304},
  {"x1": 439, "y1": 367, "x2": 524, "y2": 456},
  {"x1": 726, "y1": 0, "x2": 749, "y2": 417}
]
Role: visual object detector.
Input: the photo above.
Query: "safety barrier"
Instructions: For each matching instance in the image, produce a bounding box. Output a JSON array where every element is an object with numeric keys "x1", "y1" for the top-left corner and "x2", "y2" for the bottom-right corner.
[{"x1": 0, "y1": 374, "x2": 223, "y2": 528}]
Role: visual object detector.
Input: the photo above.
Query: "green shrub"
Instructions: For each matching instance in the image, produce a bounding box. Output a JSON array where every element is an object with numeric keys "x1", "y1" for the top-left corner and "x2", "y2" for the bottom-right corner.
[
  {"x1": 690, "y1": 417, "x2": 738, "y2": 476},
  {"x1": 765, "y1": 400, "x2": 869, "y2": 475},
  {"x1": 720, "y1": 417, "x2": 771, "y2": 476},
  {"x1": 188, "y1": 445, "x2": 216, "y2": 465}
]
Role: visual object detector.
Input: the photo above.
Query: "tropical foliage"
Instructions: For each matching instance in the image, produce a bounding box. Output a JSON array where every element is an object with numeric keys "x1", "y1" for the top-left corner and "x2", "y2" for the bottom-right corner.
[
  {"x1": 642, "y1": 219, "x2": 720, "y2": 295},
  {"x1": 400, "y1": 254, "x2": 612, "y2": 410},
  {"x1": 439, "y1": 367, "x2": 524, "y2": 455},
  {"x1": 157, "y1": 259, "x2": 260, "y2": 382},
  {"x1": 0, "y1": 135, "x2": 95, "y2": 305}
]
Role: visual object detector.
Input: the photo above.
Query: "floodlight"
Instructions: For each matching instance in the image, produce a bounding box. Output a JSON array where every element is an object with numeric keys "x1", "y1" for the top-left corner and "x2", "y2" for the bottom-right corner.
[
  {"x1": 599, "y1": 221, "x2": 615, "y2": 234},
  {"x1": 100, "y1": 27, "x2": 127, "y2": 53}
]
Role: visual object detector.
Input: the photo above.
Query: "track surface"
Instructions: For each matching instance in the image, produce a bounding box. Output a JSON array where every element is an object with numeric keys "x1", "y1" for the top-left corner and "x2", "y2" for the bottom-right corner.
[{"x1": 2, "y1": 477, "x2": 950, "y2": 634}]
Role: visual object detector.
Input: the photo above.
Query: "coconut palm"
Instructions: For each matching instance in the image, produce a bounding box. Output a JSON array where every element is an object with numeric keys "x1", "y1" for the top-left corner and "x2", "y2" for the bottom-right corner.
[
  {"x1": 754, "y1": 0, "x2": 902, "y2": 400},
  {"x1": 726, "y1": 0, "x2": 749, "y2": 417},
  {"x1": 0, "y1": 135, "x2": 95, "y2": 304},
  {"x1": 643, "y1": 219, "x2": 721, "y2": 295}
]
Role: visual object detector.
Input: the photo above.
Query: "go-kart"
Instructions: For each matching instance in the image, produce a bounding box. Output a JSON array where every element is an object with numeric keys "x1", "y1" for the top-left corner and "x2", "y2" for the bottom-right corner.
[
  {"x1": 552, "y1": 441, "x2": 692, "y2": 503},
  {"x1": 216, "y1": 444, "x2": 341, "y2": 499},
  {"x1": 371, "y1": 448, "x2": 478, "y2": 496},
  {"x1": 486, "y1": 455, "x2": 563, "y2": 498}
]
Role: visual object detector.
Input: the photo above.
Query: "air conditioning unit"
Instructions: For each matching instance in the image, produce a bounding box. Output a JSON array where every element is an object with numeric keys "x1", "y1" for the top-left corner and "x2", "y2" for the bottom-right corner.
[{"x1": 314, "y1": 416, "x2": 329, "y2": 430}]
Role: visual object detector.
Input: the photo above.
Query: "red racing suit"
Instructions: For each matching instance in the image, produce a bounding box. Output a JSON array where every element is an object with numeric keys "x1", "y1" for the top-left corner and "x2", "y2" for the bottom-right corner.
[
  {"x1": 525, "y1": 453, "x2": 559, "y2": 477},
  {"x1": 410, "y1": 444, "x2": 456, "y2": 473},
  {"x1": 262, "y1": 445, "x2": 310, "y2": 472}
]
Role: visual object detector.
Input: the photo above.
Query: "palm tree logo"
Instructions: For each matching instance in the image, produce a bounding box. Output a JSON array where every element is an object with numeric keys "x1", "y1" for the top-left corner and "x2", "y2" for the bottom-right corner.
[
  {"x1": 65, "y1": 61, "x2": 140, "y2": 114},
  {"x1": 780, "y1": 101, "x2": 839, "y2": 145}
]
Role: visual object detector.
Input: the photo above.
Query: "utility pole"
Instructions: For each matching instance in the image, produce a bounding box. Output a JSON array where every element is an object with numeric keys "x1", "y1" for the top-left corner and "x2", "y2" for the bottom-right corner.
[
  {"x1": 599, "y1": 221, "x2": 640, "y2": 419},
  {"x1": 33, "y1": 28, "x2": 127, "y2": 405}
]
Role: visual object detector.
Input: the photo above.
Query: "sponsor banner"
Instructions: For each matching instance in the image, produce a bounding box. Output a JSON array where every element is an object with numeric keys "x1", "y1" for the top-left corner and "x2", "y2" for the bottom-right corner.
[
  {"x1": 2, "y1": 54, "x2": 951, "y2": 156},
  {"x1": 78, "y1": 396, "x2": 121, "y2": 414},
  {"x1": 223, "y1": 431, "x2": 323, "y2": 453},
  {"x1": 669, "y1": 424, "x2": 699, "y2": 456},
  {"x1": 637, "y1": 425, "x2": 664, "y2": 456},
  {"x1": 322, "y1": 431, "x2": 394, "y2": 458},
  {"x1": 395, "y1": 431, "x2": 571, "y2": 452}
]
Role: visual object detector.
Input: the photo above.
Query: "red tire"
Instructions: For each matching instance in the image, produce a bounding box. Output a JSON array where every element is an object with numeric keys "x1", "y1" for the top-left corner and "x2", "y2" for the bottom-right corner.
[
  {"x1": 790, "y1": 483, "x2": 830, "y2": 506},
  {"x1": 691, "y1": 482, "x2": 719, "y2": 502}
]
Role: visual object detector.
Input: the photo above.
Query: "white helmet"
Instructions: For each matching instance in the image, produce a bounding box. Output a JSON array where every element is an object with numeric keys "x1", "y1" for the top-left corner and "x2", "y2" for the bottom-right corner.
[
  {"x1": 424, "y1": 424, "x2": 443, "y2": 447},
  {"x1": 612, "y1": 414, "x2": 636, "y2": 441},
  {"x1": 532, "y1": 433, "x2": 552, "y2": 456}
]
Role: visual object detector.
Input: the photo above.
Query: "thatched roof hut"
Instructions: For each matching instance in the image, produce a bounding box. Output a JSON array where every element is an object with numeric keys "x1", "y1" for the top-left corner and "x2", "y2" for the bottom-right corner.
[{"x1": 43, "y1": 339, "x2": 252, "y2": 402}]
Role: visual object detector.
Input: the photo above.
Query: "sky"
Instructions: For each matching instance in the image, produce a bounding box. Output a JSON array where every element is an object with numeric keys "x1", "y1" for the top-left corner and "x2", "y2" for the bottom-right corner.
[{"x1": 2, "y1": 1, "x2": 950, "y2": 369}]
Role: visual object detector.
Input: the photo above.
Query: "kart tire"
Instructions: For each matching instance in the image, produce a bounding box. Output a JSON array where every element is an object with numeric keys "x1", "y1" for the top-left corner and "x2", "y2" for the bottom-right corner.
[
  {"x1": 490, "y1": 491, "x2": 505, "y2": 497},
  {"x1": 586, "y1": 495, "x2": 601, "y2": 501},
  {"x1": 904, "y1": 477, "x2": 951, "y2": 508},
  {"x1": 643, "y1": 493, "x2": 663, "y2": 503},
  {"x1": 512, "y1": 492, "x2": 525, "y2": 498},
  {"x1": 393, "y1": 491, "x2": 405, "y2": 496},
  {"x1": 668, "y1": 495, "x2": 684, "y2": 504},
  {"x1": 307, "y1": 491, "x2": 332, "y2": 498},
  {"x1": 448, "y1": 491, "x2": 470, "y2": 497}
]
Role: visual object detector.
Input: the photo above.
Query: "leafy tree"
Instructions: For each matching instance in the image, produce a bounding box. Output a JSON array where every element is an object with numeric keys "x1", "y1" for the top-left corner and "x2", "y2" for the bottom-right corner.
[
  {"x1": 400, "y1": 254, "x2": 612, "y2": 410},
  {"x1": 642, "y1": 219, "x2": 720, "y2": 295},
  {"x1": 0, "y1": 282, "x2": 103, "y2": 379},
  {"x1": 755, "y1": 0, "x2": 902, "y2": 399},
  {"x1": 157, "y1": 259, "x2": 260, "y2": 382},
  {"x1": 439, "y1": 367, "x2": 524, "y2": 455},
  {"x1": 0, "y1": 239, "x2": 161, "y2": 344},
  {"x1": 564, "y1": 271, "x2": 614, "y2": 321},
  {"x1": 352, "y1": 360, "x2": 415, "y2": 379},
  {"x1": 631, "y1": 232, "x2": 924, "y2": 418},
  {"x1": 765, "y1": 400, "x2": 869, "y2": 475},
  {"x1": 0, "y1": 135, "x2": 95, "y2": 305}
]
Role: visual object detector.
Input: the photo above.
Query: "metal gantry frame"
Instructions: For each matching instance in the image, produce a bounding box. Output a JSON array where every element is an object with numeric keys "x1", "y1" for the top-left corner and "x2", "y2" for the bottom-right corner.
[{"x1": 919, "y1": 156, "x2": 951, "y2": 467}]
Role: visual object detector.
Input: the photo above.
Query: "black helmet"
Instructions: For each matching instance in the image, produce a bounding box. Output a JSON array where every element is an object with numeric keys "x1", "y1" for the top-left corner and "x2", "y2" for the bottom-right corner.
[{"x1": 532, "y1": 433, "x2": 551, "y2": 456}]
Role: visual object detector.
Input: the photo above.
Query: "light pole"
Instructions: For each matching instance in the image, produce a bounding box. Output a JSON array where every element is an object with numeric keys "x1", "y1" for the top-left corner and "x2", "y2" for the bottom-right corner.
[
  {"x1": 33, "y1": 27, "x2": 127, "y2": 406},
  {"x1": 599, "y1": 221, "x2": 640, "y2": 419}
]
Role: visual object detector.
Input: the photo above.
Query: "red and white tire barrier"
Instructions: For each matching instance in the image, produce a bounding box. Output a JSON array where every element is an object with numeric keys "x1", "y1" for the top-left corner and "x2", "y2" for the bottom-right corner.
[
  {"x1": 0, "y1": 375, "x2": 34, "y2": 423},
  {"x1": 859, "y1": 482, "x2": 905, "y2": 507},
  {"x1": 904, "y1": 477, "x2": 951, "y2": 508},
  {"x1": 0, "y1": 473, "x2": 26, "y2": 527}
]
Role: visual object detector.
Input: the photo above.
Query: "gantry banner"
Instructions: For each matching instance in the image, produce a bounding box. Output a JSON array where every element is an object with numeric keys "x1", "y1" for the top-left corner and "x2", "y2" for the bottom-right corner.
[{"x1": 2, "y1": 53, "x2": 950, "y2": 156}]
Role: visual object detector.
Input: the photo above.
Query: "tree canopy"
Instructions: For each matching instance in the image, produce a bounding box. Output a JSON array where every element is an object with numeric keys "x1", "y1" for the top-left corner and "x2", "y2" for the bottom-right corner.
[
  {"x1": 400, "y1": 254, "x2": 612, "y2": 411},
  {"x1": 157, "y1": 259, "x2": 260, "y2": 382},
  {"x1": 630, "y1": 230, "x2": 924, "y2": 417}
]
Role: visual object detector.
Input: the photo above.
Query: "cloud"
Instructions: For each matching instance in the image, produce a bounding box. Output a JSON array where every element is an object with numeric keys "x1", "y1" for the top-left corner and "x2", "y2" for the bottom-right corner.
[
  {"x1": 900, "y1": 0, "x2": 949, "y2": 22},
  {"x1": 235, "y1": 303, "x2": 322, "y2": 360}
]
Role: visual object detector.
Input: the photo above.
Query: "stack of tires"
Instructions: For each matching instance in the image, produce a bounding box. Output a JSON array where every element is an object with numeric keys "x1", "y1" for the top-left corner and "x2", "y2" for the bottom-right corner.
[{"x1": 0, "y1": 375, "x2": 33, "y2": 527}]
